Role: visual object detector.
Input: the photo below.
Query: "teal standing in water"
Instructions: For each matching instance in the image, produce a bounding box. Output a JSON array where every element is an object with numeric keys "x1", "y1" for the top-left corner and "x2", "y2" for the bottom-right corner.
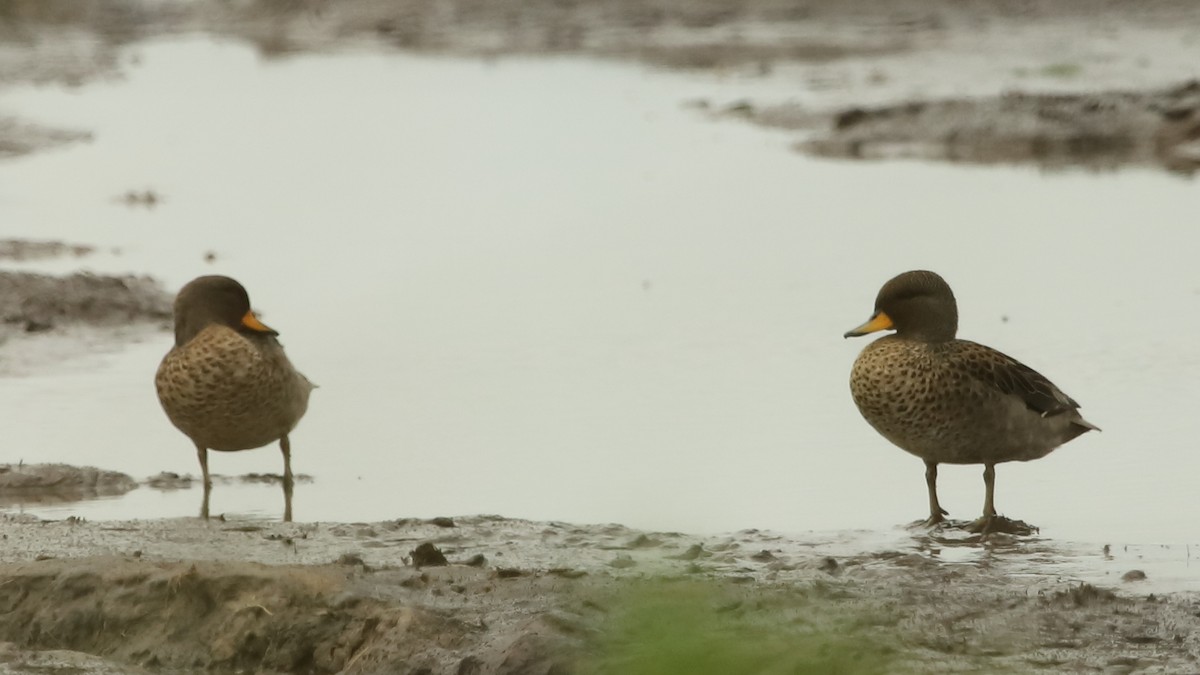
[
  {"x1": 844, "y1": 270, "x2": 1098, "y2": 533},
  {"x1": 156, "y1": 275, "x2": 314, "y2": 522}
]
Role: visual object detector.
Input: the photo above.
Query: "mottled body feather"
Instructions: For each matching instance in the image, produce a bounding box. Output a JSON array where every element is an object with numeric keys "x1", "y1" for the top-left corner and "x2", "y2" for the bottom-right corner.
[
  {"x1": 849, "y1": 336, "x2": 1093, "y2": 465},
  {"x1": 156, "y1": 324, "x2": 312, "y2": 452}
]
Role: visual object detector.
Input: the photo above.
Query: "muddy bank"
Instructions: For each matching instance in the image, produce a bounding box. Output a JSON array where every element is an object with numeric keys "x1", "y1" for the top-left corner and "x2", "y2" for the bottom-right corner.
[
  {"x1": 0, "y1": 268, "x2": 170, "y2": 334},
  {"x1": 0, "y1": 117, "x2": 92, "y2": 158},
  {"x1": 788, "y1": 81, "x2": 1200, "y2": 173},
  {"x1": 0, "y1": 464, "x2": 137, "y2": 506},
  {"x1": 0, "y1": 514, "x2": 1196, "y2": 674}
]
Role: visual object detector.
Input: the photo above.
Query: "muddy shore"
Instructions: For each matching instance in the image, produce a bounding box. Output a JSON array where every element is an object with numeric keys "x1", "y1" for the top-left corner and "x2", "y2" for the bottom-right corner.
[{"x1": 1, "y1": 514, "x2": 1197, "y2": 674}]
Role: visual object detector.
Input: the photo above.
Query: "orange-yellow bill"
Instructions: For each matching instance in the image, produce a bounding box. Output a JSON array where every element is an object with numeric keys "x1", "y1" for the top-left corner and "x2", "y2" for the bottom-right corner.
[
  {"x1": 241, "y1": 310, "x2": 278, "y2": 335},
  {"x1": 843, "y1": 311, "x2": 893, "y2": 338}
]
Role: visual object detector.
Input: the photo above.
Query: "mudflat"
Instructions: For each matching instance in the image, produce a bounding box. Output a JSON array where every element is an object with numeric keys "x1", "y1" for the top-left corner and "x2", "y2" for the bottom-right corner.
[{"x1": 1, "y1": 514, "x2": 1197, "y2": 674}]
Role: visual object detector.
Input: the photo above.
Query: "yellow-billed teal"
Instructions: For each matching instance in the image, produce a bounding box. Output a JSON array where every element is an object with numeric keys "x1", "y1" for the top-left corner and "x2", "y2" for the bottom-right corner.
[
  {"x1": 156, "y1": 275, "x2": 314, "y2": 521},
  {"x1": 844, "y1": 270, "x2": 1098, "y2": 532}
]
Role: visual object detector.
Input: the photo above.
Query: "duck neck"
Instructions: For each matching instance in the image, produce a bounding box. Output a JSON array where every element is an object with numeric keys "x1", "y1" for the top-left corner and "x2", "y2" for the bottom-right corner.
[{"x1": 894, "y1": 303, "x2": 958, "y2": 343}]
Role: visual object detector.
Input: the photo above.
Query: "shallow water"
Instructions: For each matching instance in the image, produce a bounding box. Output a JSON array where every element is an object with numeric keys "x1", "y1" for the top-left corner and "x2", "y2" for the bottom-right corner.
[{"x1": 1, "y1": 37, "x2": 1198, "y2": 574}]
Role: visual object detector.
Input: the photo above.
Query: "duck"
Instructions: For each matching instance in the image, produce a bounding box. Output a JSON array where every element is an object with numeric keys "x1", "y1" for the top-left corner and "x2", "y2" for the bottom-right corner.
[
  {"x1": 844, "y1": 270, "x2": 1098, "y2": 533},
  {"x1": 155, "y1": 275, "x2": 314, "y2": 521}
]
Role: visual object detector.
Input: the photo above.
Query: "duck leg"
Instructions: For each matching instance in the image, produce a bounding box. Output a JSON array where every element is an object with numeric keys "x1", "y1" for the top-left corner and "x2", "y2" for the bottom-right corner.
[
  {"x1": 280, "y1": 435, "x2": 294, "y2": 523},
  {"x1": 967, "y1": 463, "x2": 997, "y2": 534},
  {"x1": 982, "y1": 463, "x2": 997, "y2": 519},
  {"x1": 196, "y1": 442, "x2": 212, "y2": 520},
  {"x1": 919, "y1": 460, "x2": 950, "y2": 526}
]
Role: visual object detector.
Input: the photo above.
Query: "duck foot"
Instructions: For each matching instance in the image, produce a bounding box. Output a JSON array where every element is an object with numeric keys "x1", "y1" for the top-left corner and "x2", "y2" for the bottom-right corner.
[
  {"x1": 909, "y1": 506, "x2": 951, "y2": 529},
  {"x1": 910, "y1": 516, "x2": 946, "y2": 529},
  {"x1": 965, "y1": 515, "x2": 1038, "y2": 537}
]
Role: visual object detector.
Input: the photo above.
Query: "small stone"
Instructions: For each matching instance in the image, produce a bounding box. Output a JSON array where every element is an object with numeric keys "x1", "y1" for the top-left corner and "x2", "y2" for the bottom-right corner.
[
  {"x1": 1122, "y1": 569, "x2": 1147, "y2": 582},
  {"x1": 609, "y1": 554, "x2": 636, "y2": 569},
  {"x1": 668, "y1": 544, "x2": 709, "y2": 561},
  {"x1": 626, "y1": 534, "x2": 661, "y2": 548},
  {"x1": 548, "y1": 568, "x2": 586, "y2": 579},
  {"x1": 411, "y1": 542, "x2": 448, "y2": 568}
]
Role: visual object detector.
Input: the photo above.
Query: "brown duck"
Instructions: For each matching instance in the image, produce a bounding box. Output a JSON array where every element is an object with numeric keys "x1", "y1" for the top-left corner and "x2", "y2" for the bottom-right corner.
[
  {"x1": 156, "y1": 275, "x2": 314, "y2": 521},
  {"x1": 844, "y1": 270, "x2": 1098, "y2": 532}
]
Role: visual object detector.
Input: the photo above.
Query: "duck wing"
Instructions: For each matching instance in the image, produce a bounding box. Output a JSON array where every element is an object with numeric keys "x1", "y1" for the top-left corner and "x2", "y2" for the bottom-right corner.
[{"x1": 951, "y1": 340, "x2": 1098, "y2": 429}]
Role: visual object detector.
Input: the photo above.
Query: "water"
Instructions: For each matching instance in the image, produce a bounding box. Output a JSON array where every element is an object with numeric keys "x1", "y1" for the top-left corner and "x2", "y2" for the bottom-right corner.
[{"x1": 1, "y1": 36, "x2": 1198, "y2": 572}]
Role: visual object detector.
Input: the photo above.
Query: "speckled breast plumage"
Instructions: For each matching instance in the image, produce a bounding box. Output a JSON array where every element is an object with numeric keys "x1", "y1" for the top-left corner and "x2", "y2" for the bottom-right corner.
[
  {"x1": 155, "y1": 325, "x2": 313, "y2": 452},
  {"x1": 849, "y1": 336, "x2": 1079, "y2": 465}
]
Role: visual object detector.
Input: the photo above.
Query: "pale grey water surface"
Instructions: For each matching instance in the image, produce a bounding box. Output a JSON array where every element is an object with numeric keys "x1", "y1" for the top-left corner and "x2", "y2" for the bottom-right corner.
[{"x1": 1, "y1": 37, "x2": 1199, "y2": 582}]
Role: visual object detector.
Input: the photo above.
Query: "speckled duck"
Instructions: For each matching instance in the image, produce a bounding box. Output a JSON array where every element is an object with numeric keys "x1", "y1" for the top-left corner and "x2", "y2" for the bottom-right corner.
[
  {"x1": 156, "y1": 275, "x2": 314, "y2": 521},
  {"x1": 844, "y1": 270, "x2": 1098, "y2": 532}
]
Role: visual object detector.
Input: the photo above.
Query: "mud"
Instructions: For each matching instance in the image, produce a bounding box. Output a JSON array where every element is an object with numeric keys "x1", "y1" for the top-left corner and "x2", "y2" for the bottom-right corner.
[
  {"x1": 0, "y1": 117, "x2": 92, "y2": 159},
  {"x1": 0, "y1": 240, "x2": 95, "y2": 262},
  {"x1": 0, "y1": 464, "x2": 137, "y2": 506},
  {"x1": 0, "y1": 269, "x2": 170, "y2": 337},
  {"x1": 0, "y1": 468, "x2": 319, "y2": 509},
  {"x1": 797, "y1": 81, "x2": 1200, "y2": 173},
  {"x1": 0, "y1": 514, "x2": 1196, "y2": 674}
]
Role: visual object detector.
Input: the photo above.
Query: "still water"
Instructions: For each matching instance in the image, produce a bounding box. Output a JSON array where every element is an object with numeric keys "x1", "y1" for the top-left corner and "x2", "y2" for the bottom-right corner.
[{"x1": 1, "y1": 37, "x2": 1198, "y2": 560}]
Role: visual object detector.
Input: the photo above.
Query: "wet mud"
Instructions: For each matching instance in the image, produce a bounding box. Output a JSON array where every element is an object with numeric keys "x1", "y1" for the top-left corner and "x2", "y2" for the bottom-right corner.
[
  {"x1": 0, "y1": 269, "x2": 171, "y2": 337},
  {"x1": 0, "y1": 240, "x2": 95, "y2": 262},
  {"x1": 0, "y1": 464, "x2": 137, "y2": 506},
  {"x1": 0, "y1": 515, "x2": 1196, "y2": 674},
  {"x1": 0, "y1": 117, "x2": 92, "y2": 159},
  {"x1": 800, "y1": 81, "x2": 1200, "y2": 174}
]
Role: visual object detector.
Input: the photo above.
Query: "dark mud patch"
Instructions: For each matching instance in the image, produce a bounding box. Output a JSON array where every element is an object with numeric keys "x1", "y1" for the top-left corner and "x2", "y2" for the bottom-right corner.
[
  {"x1": 143, "y1": 472, "x2": 315, "y2": 491},
  {"x1": 142, "y1": 472, "x2": 194, "y2": 491},
  {"x1": 0, "y1": 239, "x2": 96, "y2": 262},
  {"x1": 0, "y1": 463, "x2": 137, "y2": 506},
  {"x1": 0, "y1": 117, "x2": 92, "y2": 159},
  {"x1": 114, "y1": 188, "x2": 163, "y2": 208},
  {"x1": 0, "y1": 516, "x2": 1196, "y2": 674},
  {"x1": 797, "y1": 80, "x2": 1200, "y2": 173},
  {"x1": 0, "y1": 270, "x2": 171, "y2": 336},
  {"x1": 622, "y1": 38, "x2": 907, "y2": 71},
  {"x1": 237, "y1": 472, "x2": 315, "y2": 485}
]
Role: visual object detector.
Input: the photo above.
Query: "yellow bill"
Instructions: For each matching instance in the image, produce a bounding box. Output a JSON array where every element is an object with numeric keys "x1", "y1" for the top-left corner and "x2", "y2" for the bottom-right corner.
[
  {"x1": 844, "y1": 311, "x2": 893, "y2": 338},
  {"x1": 241, "y1": 310, "x2": 278, "y2": 335}
]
